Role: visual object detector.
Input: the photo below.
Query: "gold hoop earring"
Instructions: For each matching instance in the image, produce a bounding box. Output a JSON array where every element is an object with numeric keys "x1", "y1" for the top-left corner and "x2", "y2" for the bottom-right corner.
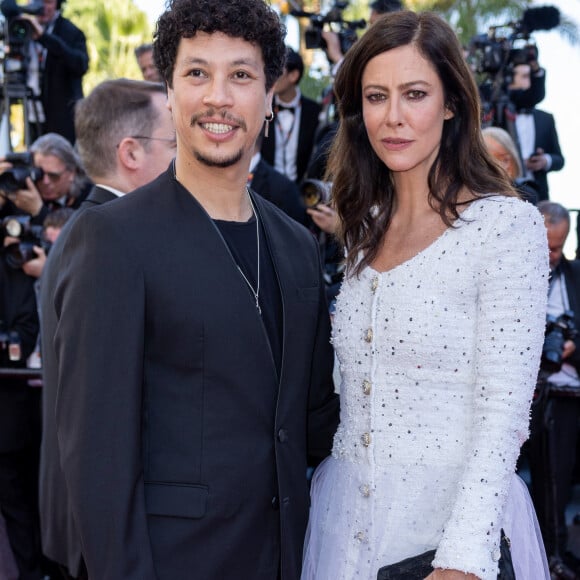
[{"x1": 264, "y1": 112, "x2": 274, "y2": 138}]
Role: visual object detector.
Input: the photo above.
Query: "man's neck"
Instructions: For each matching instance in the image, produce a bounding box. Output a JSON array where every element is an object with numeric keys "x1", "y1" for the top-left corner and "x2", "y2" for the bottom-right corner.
[
  {"x1": 276, "y1": 86, "x2": 299, "y2": 105},
  {"x1": 174, "y1": 156, "x2": 252, "y2": 222}
]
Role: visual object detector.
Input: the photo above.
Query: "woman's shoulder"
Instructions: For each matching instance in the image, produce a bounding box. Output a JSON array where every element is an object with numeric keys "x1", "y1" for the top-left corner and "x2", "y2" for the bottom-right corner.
[{"x1": 465, "y1": 194, "x2": 543, "y2": 229}]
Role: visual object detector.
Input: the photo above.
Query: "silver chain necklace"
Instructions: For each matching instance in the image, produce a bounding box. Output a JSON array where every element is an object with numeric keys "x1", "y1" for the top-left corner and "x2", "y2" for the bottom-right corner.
[
  {"x1": 237, "y1": 189, "x2": 261, "y2": 315},
  {"x1": 172, "y1": 161, "x2": 261, "y2": 315}
]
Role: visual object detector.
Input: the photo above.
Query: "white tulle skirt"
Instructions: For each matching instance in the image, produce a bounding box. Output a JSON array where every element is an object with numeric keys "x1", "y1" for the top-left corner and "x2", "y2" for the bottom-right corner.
[{"x1": 302, "y1": 456, "x2": 549, "y2": 580}]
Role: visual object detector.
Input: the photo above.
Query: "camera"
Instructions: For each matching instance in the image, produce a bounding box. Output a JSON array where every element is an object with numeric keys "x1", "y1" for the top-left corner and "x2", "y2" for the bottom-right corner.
[
  {"x1": 300, "y1": 179, "x2": 332, "y2": 209},
  {"x1": 0, "y1": 0, "x2": 45, "y2": 87},
  {"x1": 1, "y1": 214, "x2": 48, "y2": 269},
  {"x1": 466, "y1": 6, "x2": 560, "y2": 127},
  {"x1": 0, "y1": 151, "x2": 43, "y2": 194},
  {"x1": 291, "y1": 1, "x2": 366, "y2": 56},
  {"x1": 541, "y1": 310, "x2": 578, "y2": 374}
]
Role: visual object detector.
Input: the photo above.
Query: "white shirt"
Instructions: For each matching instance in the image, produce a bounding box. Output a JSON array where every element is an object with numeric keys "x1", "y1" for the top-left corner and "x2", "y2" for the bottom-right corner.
[{"x1": 273, "y1": 90, "x2": 302, "y2": 181}]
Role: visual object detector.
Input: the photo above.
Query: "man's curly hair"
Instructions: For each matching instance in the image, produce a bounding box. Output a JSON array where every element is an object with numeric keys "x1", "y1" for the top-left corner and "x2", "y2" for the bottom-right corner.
[{"x1": 154, "y1": 0, "x2": 287, "y2": 92}]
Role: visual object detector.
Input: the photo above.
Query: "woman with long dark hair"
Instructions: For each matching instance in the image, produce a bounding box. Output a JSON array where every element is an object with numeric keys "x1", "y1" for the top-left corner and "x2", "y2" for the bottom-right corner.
[{"x1": 302, "y1": 11, "x2": 549, "y2": 580}]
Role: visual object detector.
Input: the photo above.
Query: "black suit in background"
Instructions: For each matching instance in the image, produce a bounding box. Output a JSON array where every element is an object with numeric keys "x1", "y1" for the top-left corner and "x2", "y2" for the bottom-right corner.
[
  {"x1": 0, "y1": 258, "x2": 41, "y2": 580},
  {"x1": 519, "y1": 109, "x2": 565, "y2": 203},
  {"x1": 261, "y1": 95, "x2": 321, "y2": 184},
  {"x1": 51, "y1": 169, "x2": 339, "y2": 580},
  {"x1": 527, "y1": 257, "x2": 580, "y2": 559},
  {"x1": 39, "y1": 186, "x2": 117, "y2": 579},
  {"x1": 250, "y1": 158, "x2": 307, "y2": 226},
  {"x1": 36, "y1": 14, "x2": 89, "y2": 143}
]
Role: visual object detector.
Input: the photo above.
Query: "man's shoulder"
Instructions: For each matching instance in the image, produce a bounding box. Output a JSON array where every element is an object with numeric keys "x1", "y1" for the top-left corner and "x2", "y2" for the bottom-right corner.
[
  {"x1": 53, "y1": 14, "x2": 86, "y2": 39},
  {"x1": 564, "y1": 258, "x2": 580, "y2": 279},
  {"x1": 301, "y1": 95, "x2": 322, "y2": 114}
]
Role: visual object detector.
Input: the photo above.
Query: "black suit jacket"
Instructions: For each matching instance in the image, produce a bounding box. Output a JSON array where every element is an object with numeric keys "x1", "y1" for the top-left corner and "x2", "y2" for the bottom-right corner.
[
  {"x1": 558, "y1": 257, "x2": 580, "y2": 373},
  {"x1": 52, "y1": 170, "x2": 339, "y2": 580},
  {"x1": 527, "y1": 109, "x2": 565, "y2": 202},
  {"x1": 250, "y1": 158, "x2": 307, "y2": 225},
  {"x1": 261, "y1": 95, "x2": 322, "y2": 184},
  {"x1": 37, "y1": 15, "x2": 89, "y2": 143},
  {"x1": 39, "y1": 186, "x2": 117, "y2": 575},
  {"x1": 0, "y1": 259, "x2": 39, "y2": 453}
]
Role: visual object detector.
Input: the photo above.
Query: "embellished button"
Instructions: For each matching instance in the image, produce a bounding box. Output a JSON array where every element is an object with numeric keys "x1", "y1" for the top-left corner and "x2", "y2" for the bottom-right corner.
[
  {"x1": 354, "y1": 531, "x2": 367, "y2": 543},
  {"x1": 364, "y1": 328, "x2": 373, "y2": 343},
  {"x1": 359, "y1": 484, "x2": 371, "y2": 497},
  {"x1": 371, "y1": 276, "x2": 379, "y2": 292},
  {"x1": 362, "y1": 379, "x2": 371, "y2": 395},
  {"x1": 361, "y1": 432, "x2": 371, "y2": 447}
]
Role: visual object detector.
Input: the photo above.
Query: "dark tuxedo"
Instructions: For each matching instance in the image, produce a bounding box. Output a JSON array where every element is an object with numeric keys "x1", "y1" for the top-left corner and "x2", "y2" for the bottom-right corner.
[
  {"x1": 36, "y1": 14, "x2": 89, "y2": 143},
  {"x1": 520, "y1": 109, "x2": 565, "y2": 202},
  {"x1": 51, "y1": 169, "x2": 339, "y2": 580},
  {"x1": 250, "y1": 158, "x2": 307, "y2": 225},
  {"x1": 0, "y1": 258, "x2": 41, "y2": 579},
  {"x1": 261, "y1": 95, "x2": 321, "y2": 184},
  {"x1": 39, "y1": 186, "x2": 117, "y2": 578},
  {"x1": 527, "y1": 257, "x2": 580, "y2": 558}
]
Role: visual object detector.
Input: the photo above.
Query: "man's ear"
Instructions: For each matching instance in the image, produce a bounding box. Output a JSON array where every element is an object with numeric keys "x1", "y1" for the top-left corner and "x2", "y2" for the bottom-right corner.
[{"x1": 117, "y1": 137, "x2": 143, "y2": 171}]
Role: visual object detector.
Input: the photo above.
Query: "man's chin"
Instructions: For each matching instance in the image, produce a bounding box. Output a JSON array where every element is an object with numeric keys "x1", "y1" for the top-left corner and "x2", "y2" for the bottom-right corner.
[{"x1": 194, "y1": 149, "x2": 244, "y2": 169}]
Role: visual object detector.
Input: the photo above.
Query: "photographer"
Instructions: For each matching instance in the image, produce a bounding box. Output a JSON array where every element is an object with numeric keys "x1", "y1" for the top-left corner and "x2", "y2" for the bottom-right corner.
[
  {"x1": 508, "y1": 60, "x2": 565, "y2": 202},
  {"x1": 0, "y1": 132, "x2": 92, "y2": 226},
  {"x1": 13, "y1": 0, "x2": 89, "y2": 144},
  {"x1": 0, "y1": 251, "x2": 42, "y2": 579},
  {"x1": 527, "y1": 201, "x2": 580, "y2": 577},
  {"x1": 320, "y1": 0, "x2": 402, "y2": 69}
]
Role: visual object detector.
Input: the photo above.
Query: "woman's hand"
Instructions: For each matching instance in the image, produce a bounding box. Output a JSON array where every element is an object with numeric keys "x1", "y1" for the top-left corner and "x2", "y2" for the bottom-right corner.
[{"x1": 425, "y1": 569, "x2": 480, "y2": 580}]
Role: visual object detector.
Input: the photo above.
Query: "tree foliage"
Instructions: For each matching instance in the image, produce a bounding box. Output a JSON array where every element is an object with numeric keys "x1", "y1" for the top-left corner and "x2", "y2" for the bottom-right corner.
[{"x1": 63, "y1": 0, "x2": 153, "y2": 92}]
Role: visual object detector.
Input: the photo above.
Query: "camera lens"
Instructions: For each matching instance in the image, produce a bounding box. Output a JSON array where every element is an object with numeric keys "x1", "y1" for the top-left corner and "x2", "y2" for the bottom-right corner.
[{"x1": 3, "y1": 241, "x2": 34, "y2": 269}]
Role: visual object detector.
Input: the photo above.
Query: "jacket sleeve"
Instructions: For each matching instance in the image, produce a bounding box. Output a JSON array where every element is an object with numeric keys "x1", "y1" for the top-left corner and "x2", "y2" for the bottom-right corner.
[
  {"x1": 53, "y1": 208, "x2": 157, "y2": 579},
  {"x1": 306, "y1": 234, "x2": 340, "y2": 461},
  {"x1": 432, "y1": 201, "x2": 549, "y2": 579},
  {"x1": 38, "y1": 21, "x2": 89, "y2": 76}
]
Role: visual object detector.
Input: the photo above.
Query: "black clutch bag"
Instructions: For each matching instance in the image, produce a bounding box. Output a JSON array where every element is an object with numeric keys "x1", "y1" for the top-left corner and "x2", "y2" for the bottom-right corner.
[{"x1": 377, "y1": 530, "x2": 515, "y2": 580}]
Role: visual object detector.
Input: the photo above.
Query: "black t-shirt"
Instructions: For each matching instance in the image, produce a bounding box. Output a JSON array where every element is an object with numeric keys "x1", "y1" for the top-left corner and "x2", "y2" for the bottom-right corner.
[{"x1": 214, "y1": 215, "x2": 283, "y2": 377}]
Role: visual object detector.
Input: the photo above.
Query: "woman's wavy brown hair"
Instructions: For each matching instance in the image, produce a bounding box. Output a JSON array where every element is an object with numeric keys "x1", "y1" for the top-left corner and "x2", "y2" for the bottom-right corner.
[{"x1": 329, "y1": 10, "x2": 517, "y2": 275}]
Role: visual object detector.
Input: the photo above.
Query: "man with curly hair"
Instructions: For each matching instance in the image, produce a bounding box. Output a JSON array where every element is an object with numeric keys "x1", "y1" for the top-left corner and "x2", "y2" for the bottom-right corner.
[{"x1": 51, "y1": 1, "x2": 339, "y2": 579}]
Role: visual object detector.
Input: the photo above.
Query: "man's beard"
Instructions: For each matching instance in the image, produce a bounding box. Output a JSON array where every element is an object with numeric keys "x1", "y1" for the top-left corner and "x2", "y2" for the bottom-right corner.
[{"x1": 194, "y1": 148, "x2": 244, "y2": 168}]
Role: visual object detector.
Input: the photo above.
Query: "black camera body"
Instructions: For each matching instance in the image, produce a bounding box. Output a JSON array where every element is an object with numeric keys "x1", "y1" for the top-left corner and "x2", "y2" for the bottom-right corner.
[
  {"x1": 292, "y1": 2, "x2": 365, "y2": 56},
  {"x1": 541, "y1": 310, "x2": 578, "y2": 374},
  {"x1": 0, "y1": 0, "x2": 45, "y2": 87},
  {"x1": 1, "y1": 214, "x2": 47, "y2": 269},
  {"x1": 0, "y1": 151, "x2": 43, "y2": 194},
  {"x1": 466, "y1": 6, "x2": 560, "y2": 127}
]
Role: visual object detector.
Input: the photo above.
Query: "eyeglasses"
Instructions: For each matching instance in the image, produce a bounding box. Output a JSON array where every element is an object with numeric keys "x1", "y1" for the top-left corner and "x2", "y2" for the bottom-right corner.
[
  {"x1": 131, "y1": 135, "x2": 177, "y2": 148},
  {"x1": 38, "y1": 168, "x2": 67, "y2": 182}
]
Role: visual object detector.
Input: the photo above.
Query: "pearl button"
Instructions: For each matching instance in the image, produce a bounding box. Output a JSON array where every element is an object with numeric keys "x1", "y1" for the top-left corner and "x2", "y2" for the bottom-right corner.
[{"x1": 362, "y1": 379, "x2": 371, "y2": 395}]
